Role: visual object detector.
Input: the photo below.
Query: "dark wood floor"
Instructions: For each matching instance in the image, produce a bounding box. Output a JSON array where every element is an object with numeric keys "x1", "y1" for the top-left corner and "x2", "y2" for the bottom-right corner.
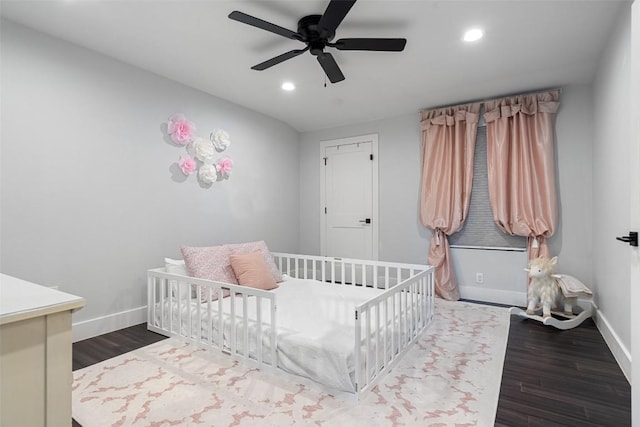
[
  {"x1": 495, "y1": 316, "x2": 631, "y2": 426},
  {"x1": 72, "y1": 323, "x2": 166, "y2": 371},
  {"x1": 72, "y1": 315, "x2": 631, "y2": 427}
]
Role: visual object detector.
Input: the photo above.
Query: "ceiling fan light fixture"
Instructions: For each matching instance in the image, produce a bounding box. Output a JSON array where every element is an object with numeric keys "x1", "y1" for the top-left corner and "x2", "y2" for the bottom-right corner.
[
  {"x1": 281, "y1": 81, "x2": 296, "y2": 91},
  {"x1": 463, "y1": 28, "x2": 484, "y2": 42}
]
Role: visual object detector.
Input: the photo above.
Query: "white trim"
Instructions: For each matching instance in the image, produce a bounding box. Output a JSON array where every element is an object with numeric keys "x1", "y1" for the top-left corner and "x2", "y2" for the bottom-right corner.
[
  {"x1": 458, "y1": 286, "x2": 527, "y2": 307},
  {"x1": 592, "y1": 305, "x2": 632, "y2": 383},
  {"x1": 450, "y1": 245, "x2": 526, "y2": 252},
  {"x1": 319, "y1": 134, "x2": 379, "y2": 260},
  {"x1": 71, "y1": 305, "x2": 147, "y2": 343}
]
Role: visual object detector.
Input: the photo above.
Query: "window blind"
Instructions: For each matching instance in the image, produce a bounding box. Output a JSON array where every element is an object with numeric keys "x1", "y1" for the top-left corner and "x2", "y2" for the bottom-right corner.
[{"x1": 448, "y1": 125, "x2": 526, "y2": 250}]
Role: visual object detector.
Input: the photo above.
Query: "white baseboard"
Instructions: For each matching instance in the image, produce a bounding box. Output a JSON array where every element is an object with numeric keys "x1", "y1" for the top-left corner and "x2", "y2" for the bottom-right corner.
[
  {"x1": 72, "y1": 306, "x2": 147, "y2": 343},
  {"x1": 459, "y1": 286, "x2": 527, "y2": 307},
  {"x1": 592, "y1": 305, "x2": 631, "y2": 383}
]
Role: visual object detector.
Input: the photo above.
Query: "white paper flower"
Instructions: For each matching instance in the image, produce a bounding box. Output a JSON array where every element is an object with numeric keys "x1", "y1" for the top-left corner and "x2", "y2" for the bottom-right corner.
[
  {"x1": 198, "y1": 164, "x2": 217, "y2": 184},
  {"x1": 210, "y1": 129, "x2": 231, "y2": 152},
  {"x1": 191, "y1": 137, "x2": 215, "y2": 162}
]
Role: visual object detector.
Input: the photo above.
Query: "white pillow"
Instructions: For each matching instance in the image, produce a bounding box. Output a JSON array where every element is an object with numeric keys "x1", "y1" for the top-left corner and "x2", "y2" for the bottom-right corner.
[
  {"x1": 164, "y1": 258, "x2": 190, "y2": 298},
  {"x1": 164, "y1": 258, "x2": 188, "y2": 276}
]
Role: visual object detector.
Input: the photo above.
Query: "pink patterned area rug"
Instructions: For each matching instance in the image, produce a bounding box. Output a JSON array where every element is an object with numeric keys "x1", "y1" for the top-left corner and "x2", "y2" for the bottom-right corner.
[{"x1": 73, "y1": 299, "x2": 510, "y2": 427}]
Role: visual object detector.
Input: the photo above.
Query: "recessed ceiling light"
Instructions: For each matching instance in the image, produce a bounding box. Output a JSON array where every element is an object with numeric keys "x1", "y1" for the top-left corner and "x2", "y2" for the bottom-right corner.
[
  {"x1": 281, "y1": 82, "x2": 295, "y2": 91},
  {"x1": 463, "y1": 28, "x2": 484, "y2": 42}
]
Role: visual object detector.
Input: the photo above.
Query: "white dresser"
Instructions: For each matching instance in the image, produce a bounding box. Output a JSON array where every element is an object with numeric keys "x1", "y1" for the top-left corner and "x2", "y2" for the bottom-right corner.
[{"x1": 0, "y1": 274, "x2": 85, "y2": 427}]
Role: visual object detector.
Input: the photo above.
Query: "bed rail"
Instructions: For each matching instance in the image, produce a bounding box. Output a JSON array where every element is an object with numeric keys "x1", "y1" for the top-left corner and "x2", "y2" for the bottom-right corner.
[
  {"x1": 272, "y1": 253, "x2": 435, "y2": 400},
  {"x1": 148, "y1": 254, "x2": 434, "y2": 401},
  {"x1": 147, "y1": 269, "x2": 277, "y2": 369},
  {"x1": 354, "y1": 267, "x2": 434, "y2": 397},
  {"x1": 272, "y1": 252, "x2": 429, "y2": 290}
]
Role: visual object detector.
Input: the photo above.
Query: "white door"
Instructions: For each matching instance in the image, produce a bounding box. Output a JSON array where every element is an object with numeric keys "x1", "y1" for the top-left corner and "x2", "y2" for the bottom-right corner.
[
  {"x1": 321, "y1": 134, "x2": 378, "y2": 260},
  {"x1": 630, "y1": 131, "x2": 639, "y2": 424},
  {"x1": 630, "y1": 1, "x2": 639, "y2": 422}
]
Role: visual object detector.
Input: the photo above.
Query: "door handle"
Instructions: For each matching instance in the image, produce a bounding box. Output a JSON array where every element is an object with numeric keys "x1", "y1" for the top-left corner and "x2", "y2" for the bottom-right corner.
[
  {"x1": 359, "y1": 218, "x2": 371, "y2": 224},
  {"x1": 616, "y1": 231, "x2": 638, "y2": 247}
]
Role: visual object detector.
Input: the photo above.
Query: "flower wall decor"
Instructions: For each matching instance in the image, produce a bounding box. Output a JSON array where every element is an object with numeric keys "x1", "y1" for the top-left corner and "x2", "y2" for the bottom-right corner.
[
  {"x1": 178, "y1": 155, "x2": 197, "y2": 175},
  {"x1": 216, "y1": 157, "x2": 234, "y2": 179},
  {"x1": 167, "y1": 114, "x2": 196, "y2": 145},
  {"x1": 166, "y1": 113, "x2": 233, "y2": 187},
  {"x1": 198, "y1": 164, "x2": 218, "y2": 184},
  {"x1": 191, "y1": 137, "x2": 215, "y2": 162},
  {"x1": 211, "y1": 129, "x2": 231, "y2": 151}
]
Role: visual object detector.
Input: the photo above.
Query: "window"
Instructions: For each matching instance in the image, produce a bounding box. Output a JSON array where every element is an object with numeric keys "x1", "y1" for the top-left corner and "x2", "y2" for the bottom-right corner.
[{"x1": 448, "y1": 114, "x2": 526, "y2": 250}]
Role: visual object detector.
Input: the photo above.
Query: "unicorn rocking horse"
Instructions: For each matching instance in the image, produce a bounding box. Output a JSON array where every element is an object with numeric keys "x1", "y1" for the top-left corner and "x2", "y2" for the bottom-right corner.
[{"x1": 510, "y1": 256, "x2": 594, "y2": 330}]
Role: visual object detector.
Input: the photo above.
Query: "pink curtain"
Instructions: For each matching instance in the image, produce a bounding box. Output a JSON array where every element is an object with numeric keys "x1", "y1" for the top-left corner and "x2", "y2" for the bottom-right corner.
[
  {"x1": 420, "y1": 102, "x2": 481, "y2": 300},
  {"x1": 484, "y1": 90, "x2": 560, "y2": 261}
]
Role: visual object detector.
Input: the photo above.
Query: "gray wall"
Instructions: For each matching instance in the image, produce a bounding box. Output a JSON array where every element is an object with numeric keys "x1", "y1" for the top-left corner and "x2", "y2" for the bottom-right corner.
[
  {"x1": 592, "y1": 7, "x2": 631, "y2": 363},
  {"x1": 299, "y1": 84, "x2": 595, "y2": 303},
  {"x1": 0, "y1": 21, "x2": 300, "y2": 327}
]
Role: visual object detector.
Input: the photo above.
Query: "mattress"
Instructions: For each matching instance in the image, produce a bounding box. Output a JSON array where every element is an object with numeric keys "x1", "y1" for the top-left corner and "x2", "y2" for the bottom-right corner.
[{"x1": 154, "y1": 277, "x2": 402, "y2": 392}]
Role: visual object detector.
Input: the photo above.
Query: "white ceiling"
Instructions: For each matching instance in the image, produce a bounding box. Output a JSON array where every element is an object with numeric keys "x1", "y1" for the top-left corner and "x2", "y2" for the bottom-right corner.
[{"x1": 0, "y1": 0, "x2": 627, "y2": 132}]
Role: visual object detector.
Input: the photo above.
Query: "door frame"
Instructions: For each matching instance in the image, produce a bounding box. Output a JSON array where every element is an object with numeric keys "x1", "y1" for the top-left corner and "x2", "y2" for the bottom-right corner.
[
  {"x1": 630, "y1": 0, "x2": 639, "y2": 421},
  {"x1": 320, "y1": 134, "x2": 379, "y2": 260}
]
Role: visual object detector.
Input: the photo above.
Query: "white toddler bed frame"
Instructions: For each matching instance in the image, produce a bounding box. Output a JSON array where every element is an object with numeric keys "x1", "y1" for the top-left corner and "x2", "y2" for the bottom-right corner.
[{"x1": 147, "y1": 253, "x2": 434, "y2": 400}]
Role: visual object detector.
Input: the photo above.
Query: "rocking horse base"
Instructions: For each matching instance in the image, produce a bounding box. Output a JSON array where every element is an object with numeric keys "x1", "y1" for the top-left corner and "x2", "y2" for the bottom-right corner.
[{"x1": 510, "y1": 304, "x2": 593, "y2": 330}]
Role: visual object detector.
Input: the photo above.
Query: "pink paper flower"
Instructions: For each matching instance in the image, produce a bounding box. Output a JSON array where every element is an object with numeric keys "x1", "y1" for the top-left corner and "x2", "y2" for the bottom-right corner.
[
  {"x1": 167, "y1": 113, "x2": 196, "y2": 145},
  {"x1": 178, "y1": 155, "x2": 197, "y2": 175},
  {"x1": 216, "y1": 157, "x2": 233, "y2": 179}
]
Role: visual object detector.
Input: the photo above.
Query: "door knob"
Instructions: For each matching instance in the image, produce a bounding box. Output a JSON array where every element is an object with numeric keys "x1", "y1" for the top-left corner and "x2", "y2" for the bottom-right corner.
[
  {"x1": 359, "y1": 218, "x2": 371, "y2": 224},
  {"x1": 616, "y1": 231, "x2": 638, "y2": 247}
]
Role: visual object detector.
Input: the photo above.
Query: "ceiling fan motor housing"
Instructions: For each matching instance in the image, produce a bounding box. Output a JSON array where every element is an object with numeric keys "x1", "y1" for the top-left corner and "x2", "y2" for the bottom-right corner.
[{"x1": 298, "y1": 15, "x2": 334, "y2": 55}]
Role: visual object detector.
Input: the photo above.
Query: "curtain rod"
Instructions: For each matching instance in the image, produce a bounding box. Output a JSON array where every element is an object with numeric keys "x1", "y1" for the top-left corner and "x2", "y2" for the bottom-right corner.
[{"x1": 419, "y1": 86, "x2": 563, "y2": 113}]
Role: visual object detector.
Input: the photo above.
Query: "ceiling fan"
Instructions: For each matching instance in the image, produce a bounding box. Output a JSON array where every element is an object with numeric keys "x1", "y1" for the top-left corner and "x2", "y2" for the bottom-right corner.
[{"x1": 228, "y1": 0, "x2": 407, "y2": 84}]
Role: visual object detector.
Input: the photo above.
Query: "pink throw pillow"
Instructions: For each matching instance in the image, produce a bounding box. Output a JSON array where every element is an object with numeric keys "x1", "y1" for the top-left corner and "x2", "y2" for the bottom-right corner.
[
  {"x1": 230, "y1": 251, "x2": 278, "y2": 291},
  {"x1": 226, "y1": 240, "x2": 283, "y2": 282},
  {"x1": 180, "y1": 245, "x2": 237, "y2": 301}
]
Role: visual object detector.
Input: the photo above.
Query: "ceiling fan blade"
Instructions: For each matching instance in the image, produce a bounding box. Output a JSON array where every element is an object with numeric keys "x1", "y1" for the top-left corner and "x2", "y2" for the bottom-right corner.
[
  {"x1": 229, "y1": 11, "x2": 300, "y2": 40},
  {"x1": 318, "y1": 0, "x2": 357, "y2": 35},
  {"x1": 317, "y1": 52, "x2": 345, "y2": 83},
  {"x1": 251, "y1": 47, "x2": 309, "y2": 71},
  {"x1": 333, "y1": 38, "x2": 407, "y2": 51}
]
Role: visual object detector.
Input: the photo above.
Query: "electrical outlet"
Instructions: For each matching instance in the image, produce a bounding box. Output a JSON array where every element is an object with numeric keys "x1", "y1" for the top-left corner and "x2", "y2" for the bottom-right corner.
[{"x1": 475, "y1": 273, "x2": 484, "y2": 284}]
